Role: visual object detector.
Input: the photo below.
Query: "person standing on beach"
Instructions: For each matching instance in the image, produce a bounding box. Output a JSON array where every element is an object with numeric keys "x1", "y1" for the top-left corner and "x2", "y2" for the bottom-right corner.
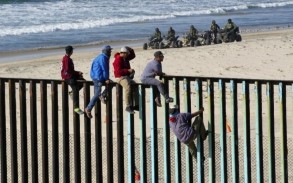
[
  {"x1": 169, "y1": 105, "x2": 208, "y2": 160},
  {"x1": 210, "y1": 20, "x2": 220, "y2": 39},
  {"x1": 113, "y1": 46, "x2": 139, "y2": 114},
  {"x1": 61, "y1": 45, "x2": 85, "y2": 115},
  {"x1": 84, "y1": 45, "x2": 112, "y2": 118},
  {"x1": 140, "y1": 51, "x2": 173, "y2": 107}
]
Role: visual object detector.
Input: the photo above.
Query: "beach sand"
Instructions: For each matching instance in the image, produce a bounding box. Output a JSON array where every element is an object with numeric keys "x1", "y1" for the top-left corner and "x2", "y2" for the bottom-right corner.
[{"x1": 0, "y1": 29, "x2": 293, "y2": 137}]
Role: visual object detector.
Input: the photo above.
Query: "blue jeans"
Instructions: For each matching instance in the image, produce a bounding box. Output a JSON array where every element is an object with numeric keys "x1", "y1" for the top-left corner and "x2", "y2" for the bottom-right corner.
[{"x1": 86, "y1": 80, "x2": 107, "y2": 111}]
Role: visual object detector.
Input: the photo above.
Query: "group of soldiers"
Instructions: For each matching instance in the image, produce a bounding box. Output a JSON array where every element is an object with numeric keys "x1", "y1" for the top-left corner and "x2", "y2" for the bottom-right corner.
[{"x1": 150, "y1": 18, "x2": 239, "y2": 45}]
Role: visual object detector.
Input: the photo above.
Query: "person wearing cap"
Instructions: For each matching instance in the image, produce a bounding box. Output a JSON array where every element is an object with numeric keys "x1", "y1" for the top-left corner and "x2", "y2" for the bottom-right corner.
[
  {"x1": 169, "y1": 105, "x2": 208, "y2": 160},
  {"x1": 61, "y1": 45, "x2": 85, "y2": 115},
  {"x1": 140, "y1": 51, "x2": 173, "y2": 107},
  {"x1": 113, "y1": 46, "x2": 138, "y2": 114},
  {"x1": 84, "y1": 45, "x2": 112, "y2": 118}
]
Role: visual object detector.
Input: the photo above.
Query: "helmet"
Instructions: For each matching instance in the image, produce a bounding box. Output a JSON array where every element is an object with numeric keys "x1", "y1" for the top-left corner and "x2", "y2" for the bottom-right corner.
[
  {"x1": 190, "y1": 25, "x2": 194, "y2": 29},
  {"x1": 212, "y1": 20, "x2": 216, "y2": 24},
  {"x1": 228, "y1": 19, "x2": 232, "y2": 23},
  {"x1": 169, "y1": 26, "x2": 173, "y2": 30},
  {"x1": 155, "y1": 28, "x2": 159, "y2": 31}
]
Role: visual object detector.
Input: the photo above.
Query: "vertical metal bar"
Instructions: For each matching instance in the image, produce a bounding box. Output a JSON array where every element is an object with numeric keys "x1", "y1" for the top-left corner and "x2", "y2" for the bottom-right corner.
[
  {"x1": 51, "y1": 81, "x2": 59, "y2": 183},
  {"x1": 219, "y1": 79, "x2": 227, "y2": 183},
  {"x1": 150, "y1": 86, "x2": 158, "y2": 183},
  {"x1": 279, "y1": 82, "x2": 288, "y2": 183},
  {"x1": 139, "y1": 85, "x2": 147, "y2": 183},
  {"x1": 0, "y1": 79, "x2": 7, "y2": 183},
  {"x1": 117, "y1": 84, "x2": 125, "y2": 183},
  {"x1": 255, "y1": 81, "x2": 263, "y2": 183},
  {"x1": 163, "y1": 80, "x2": 171, "y2": 183},
  {"x1": 242, "y1": 81, "x2": 251, "y2": 183},
  {"x1": 19, "y1": 80, "x2": 28, "y2": 183},
  {"x1": 106, "y1": 85, "x2": 113, "y2": 183},
  {"x1": 184, "y1": 78, "x2": 193, "y2": 183},
  {"x1": 73, "y1": 88, "x2": 81, "y2": 183},
  {"x1": 40, "y1": 81, "x2": 49, "y2": 183},
  {"x1": 84, "y1": 82, "x2": 91, "y2": 183},
  {"x1": 62, "y1": 82, "x2": 70, "y2": 182},
  {"x1": 230, "y1": 80, "x2": 239, "y2": 183},
  {"x1": 173, "y1": 78, "x2": 182, "y2": 183},
  {"x1": 207, "y1": 79, "x2": 215, "y2": 183},
  {"x1": 95, "y1": 91, "x2": 103, "y2": 183},
  {"x1": 9, "y1": 80, "x2": 18, "y2": 183},
  {"x1": 195, "y1": 79, "x2": 204, "y2": 183},
  {"x1": 266, "y1": 82, "x2": 276, "y2": 183}
]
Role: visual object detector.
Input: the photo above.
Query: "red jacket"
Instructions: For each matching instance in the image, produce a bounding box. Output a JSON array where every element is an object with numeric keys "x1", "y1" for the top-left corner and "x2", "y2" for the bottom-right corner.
[
  {"x1": 113, "y1": 47, "x2": 135, "y2": 78},
  {"x1": 61, "y1": 55, "x2": 80, "y2": 79}
]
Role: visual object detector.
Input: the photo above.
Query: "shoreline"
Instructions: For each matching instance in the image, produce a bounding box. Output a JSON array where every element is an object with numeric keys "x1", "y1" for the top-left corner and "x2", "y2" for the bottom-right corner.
[{"x1": 1, "y1": 27, "x2": 293, "y2": 65}]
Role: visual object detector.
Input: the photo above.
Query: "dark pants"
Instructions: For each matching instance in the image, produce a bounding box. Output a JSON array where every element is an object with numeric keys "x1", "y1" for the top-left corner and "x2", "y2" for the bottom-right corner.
[{"x1": 65, "y1": 76, "x2": 85, "y2": 108}]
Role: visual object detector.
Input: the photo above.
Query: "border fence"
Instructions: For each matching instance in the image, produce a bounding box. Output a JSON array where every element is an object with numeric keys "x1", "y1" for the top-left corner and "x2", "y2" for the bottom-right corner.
[{"x1": 0, "y1": 76, "x2": 292, "y2": 183}]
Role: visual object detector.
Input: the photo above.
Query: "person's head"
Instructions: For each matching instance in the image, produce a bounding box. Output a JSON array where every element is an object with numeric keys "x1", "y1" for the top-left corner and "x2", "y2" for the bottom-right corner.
[
  {"x1": 154, "y1": 51, "x2": 164, "y2": 62},
  {"x1": 169, "y1": 104, "x2": 179, "y2": 114},
  {"x1": 120, "y1": 46, "x2": 130, "y2": 58},
  {"x1": 65, "y1": 45, "x2": 73, "y2": 55},
  {"x1": 102, "y1": 45, "x2": 113, "y2": 57},
  {"x1": 169, "y1": 27, "x2": 173, "y2": 31},
  {"x1": 228, "y1": 19, "x2": 232, "y2": 23},
  {"x1": 155, "y1": 28, "x2": 159, "y2": 32},
  {"x1": 212, "y1": 20, "x2": 216, "y2": 24}
]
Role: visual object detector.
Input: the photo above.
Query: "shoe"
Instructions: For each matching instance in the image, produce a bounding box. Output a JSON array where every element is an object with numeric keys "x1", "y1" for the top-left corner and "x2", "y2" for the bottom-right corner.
[
  {"x1": 165, "y1": 97, "x2": 174, "y2": 103},
  {"x1": 132, "y1": 105, "x2": 139, "y2": 111},
  {"x1": 202, "y1": 130, "x2": 209, "y2": 141},
  {"x1": 99, "y1": 96, "x2": 106, "y2": 104},
  {"x1": 125, "y1": 106, "x2": 135, "y2": 114},
  {"x1": 84, "y1": 108, "x2": 93, "y2": 119},
  {"x1": 68, "y1": 91, "x2": 73, "y2": 100},
  {"x1": 74, "y1": 108, "x2": 84, "y2": 115},
  {"x1": 155, "y1": 97, "x2": 162, "y2": 107}
]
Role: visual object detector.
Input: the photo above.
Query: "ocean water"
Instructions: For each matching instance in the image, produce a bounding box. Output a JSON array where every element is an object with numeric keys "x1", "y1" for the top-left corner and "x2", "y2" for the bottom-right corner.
[{"x1": 0, "y1": 0, "x2": 293, "y2": 52}]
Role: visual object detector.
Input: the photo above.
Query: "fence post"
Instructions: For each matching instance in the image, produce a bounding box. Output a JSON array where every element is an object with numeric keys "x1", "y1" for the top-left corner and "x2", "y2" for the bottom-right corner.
[
  {"x1": 150, "y1": 86, "x2": 158, "y2": 183},
  {"x1": 139, "y1": 85, "x2": 147, "y2": 183}
]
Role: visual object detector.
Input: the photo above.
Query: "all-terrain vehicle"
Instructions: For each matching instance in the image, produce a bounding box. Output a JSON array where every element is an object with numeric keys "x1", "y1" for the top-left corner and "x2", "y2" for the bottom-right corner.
[
  {"x1": 182, "y1": 34, "x2": 200, "y2": 47},
  {"x1": 143, "y1": 37, "x2": 162, "y2": 50},
  {"x1": 158, "y1": 36, "x2": 183, "y2": 49},
  {"x1": 197, "y1": 30, "x2": 222, "y2": 45},
  {"x1": 219, "y1": 27, "x2": 242, "y2": 43}
]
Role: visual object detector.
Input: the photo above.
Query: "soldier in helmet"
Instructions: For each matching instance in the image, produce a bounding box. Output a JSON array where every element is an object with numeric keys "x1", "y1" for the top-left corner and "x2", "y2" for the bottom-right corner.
[
  {"x1": 224, "y1": 18, "x2": 239, "y2": 35},
  {"x1": 167, "y1": 26, "x2": 176, "y2": 42},
  {"x1": 188, "y1": 25, "x2": 198, "y2": 40},
  {"x1": 210, "y1": 20, "x2": 220, "y2": 39},
  {"x1": 152, "y1": 27, "x2": 162, "y2": 42}
]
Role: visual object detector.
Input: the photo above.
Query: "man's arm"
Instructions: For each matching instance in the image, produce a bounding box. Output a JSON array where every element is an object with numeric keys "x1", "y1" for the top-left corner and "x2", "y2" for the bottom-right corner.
[{"x1": 190, "y1": 107, "x2": 204, "y2": 118}]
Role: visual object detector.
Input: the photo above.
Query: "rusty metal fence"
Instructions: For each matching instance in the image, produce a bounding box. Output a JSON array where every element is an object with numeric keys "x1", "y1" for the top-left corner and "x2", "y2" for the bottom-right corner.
[{"x1": 0, "y1": 76, "x2": 292, "y2": 183}]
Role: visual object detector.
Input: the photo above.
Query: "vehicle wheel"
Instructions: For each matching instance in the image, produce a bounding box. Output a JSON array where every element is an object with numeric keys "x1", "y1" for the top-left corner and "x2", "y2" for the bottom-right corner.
[
  {"x1": 236, "y1": 35, "x2": 242, "y2": 42},
  {"x1": 194, "y1": 40, "x2": 200, "y2": 47},
  {"x1": 205, "y1": 39, "x2": 211, "y2": 45},
  {"x1": 159, "y1": 42, "x2": 164, "y2": 49},
  {"x1": 190, "y1": 40, "x2": 195, "y2": 47},
  {"x1": 155, "y1": 42, "x2": 159, "y2": 49},
  {"x1": 177, "y1": 41, "x2": 183, "y2": 48},
  {"x1": 172, "y1": 41, "x2": 177, "y2": 48},
  {"x1": 143, "y1": 43, "x2": 147, "y2": 50}
]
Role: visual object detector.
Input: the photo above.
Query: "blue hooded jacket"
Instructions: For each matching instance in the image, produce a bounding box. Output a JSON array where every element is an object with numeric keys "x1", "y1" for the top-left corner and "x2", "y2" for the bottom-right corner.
[{"x1": 90, "y1": 53, "x2": 110, "y2": 81}]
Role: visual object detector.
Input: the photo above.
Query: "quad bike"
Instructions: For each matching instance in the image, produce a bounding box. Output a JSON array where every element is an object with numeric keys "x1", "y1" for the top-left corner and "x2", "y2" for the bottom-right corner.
[
  {"x1": 197, "y1": 30, "x2": 222, "y2": 45},
  {"x1": 143, "y1": 37, "x2": 162, "y2": 50},
  {"x1": 182, "y1": 34, "x2": 200, "y2": 47},
  {"x1": 219, "y1": 27, "x2": 242, "y2": 43},
  {"x1": 158, "y1": 36, "x2": 183, "y2": 49}
]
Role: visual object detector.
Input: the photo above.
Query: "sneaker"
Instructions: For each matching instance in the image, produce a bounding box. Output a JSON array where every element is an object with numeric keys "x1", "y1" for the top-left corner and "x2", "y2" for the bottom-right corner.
[
  {"x1": 68, "y1": 91, "x2": 73, "y2": 100},
  {"x1": 155, "y1": 97, "x2": 162, "y2": 107},
  {"x1": 74, "y1": 108, "x2": 84, "y2": 115},
  {"x1": 165, "y1": 97, "x2": 174, "y2": 103},
  {"x1": 99, "y1": 96, "x2": 106, "y2": 104},
  {"x1": 125, "y1": 106, "x2": 135, "y2": 114},
  {"x1": 84, "y1": 108, "x2": 93, "y2": 119},
  {"x1": 132, "y1": 105, "x2": 140, "y2": 111}
]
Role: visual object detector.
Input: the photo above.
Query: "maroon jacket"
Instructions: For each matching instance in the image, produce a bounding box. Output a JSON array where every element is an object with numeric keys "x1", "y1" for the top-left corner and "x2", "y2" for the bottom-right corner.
[
  {"x1": 61, "y1": 54, "x2": 80, "y2": 80},
  {"x1": 113, "y1": 47, "x2": 135, "y2": 78}
]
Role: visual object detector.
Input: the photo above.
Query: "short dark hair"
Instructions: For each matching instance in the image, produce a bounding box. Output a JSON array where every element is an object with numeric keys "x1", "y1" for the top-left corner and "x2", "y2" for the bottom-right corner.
[
  {"x1": 65, "y1": 45, "x2": 73, "y2": 54},
  {"x1": 154, "y1": 51, "x2": 164, "y2": 57}
]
